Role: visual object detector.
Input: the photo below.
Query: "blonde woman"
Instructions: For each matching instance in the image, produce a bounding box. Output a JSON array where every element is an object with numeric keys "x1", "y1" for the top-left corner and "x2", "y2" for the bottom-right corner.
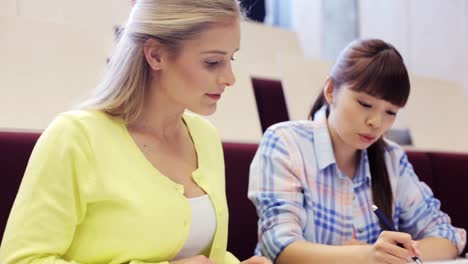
[{"x1": 0, "y1": 1, "x2": 270, "y2": 264}]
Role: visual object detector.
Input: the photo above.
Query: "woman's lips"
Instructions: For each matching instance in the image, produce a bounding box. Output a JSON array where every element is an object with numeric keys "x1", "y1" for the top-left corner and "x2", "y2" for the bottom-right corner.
[
  {"x1": 359, "y1": 133, "x2": 376, "y2": 143},
  {"x1": 206, "y1": 93, "x2": 221, "y2": 100}
]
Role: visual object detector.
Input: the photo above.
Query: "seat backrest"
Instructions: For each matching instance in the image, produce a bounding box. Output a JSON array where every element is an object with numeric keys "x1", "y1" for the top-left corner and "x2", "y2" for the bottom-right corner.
[
  {"x1": 222, "y1": 142, "x2": 259, "y2": 260},
  {"x1": 2, "y1": 133, "x2": 467, "y2": 256},
  {"x1": 428, "y1": 151, "x2": 468, "y2": 255},
  {"x1": 407, "y1": 151, "x2": 435, "y2": 192},
  {"x1": 0, "y1": 131, "x2": 40, "y2": 239},
  {"x1": 251, "y1": 77, "x2": 290, "y2": 132}
]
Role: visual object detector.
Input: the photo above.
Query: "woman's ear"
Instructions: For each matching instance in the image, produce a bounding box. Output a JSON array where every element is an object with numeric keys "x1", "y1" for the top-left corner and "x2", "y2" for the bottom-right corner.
[
  {"x1": 143, "y1": 38, "x2": 163, "y2": 71},
  {"x1": 323, "y1": 77, "x2": 335, "y2": 105}
]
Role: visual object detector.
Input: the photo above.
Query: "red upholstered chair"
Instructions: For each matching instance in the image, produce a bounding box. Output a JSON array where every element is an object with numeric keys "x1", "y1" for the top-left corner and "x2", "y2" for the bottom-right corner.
[
  {"x1": 408, "y1": 151, "x2": 468, "y2": 255},
  {"x1": 427, "y1": 151, "x2": 468, "y2": 255},
  {"x1": 251, "y1": 77, "x2": 290, "y2": 133},
  {"x1": 407, "y1": 151, "x2": 435, "y2": 192},
  {"x1": 0, "y1": 131, "x2": 40, "y2": 239},
  {"x1": 2, "y1": 131, "x2": 467, "y2": 256},
  {"x1": 222, "y1": 142, "x2": 260, "y2": 260}
]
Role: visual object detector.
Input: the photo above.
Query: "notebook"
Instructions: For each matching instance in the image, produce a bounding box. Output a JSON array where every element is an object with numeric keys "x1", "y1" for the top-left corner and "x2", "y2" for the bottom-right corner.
[{"x1": 416, "y1": 259, "x2": 468, "y2": 264}]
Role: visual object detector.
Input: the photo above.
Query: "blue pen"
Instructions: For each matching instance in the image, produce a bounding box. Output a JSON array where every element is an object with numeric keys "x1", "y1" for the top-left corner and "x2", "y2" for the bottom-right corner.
[{"x1": 372, "y1": 205, "x2": 423, "y2": 264}]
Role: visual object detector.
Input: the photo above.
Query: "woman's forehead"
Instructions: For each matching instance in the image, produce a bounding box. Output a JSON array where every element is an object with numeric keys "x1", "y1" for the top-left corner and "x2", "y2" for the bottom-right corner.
[{"x1": 345, "y1": 88, "x2": 402, "y2": 108}]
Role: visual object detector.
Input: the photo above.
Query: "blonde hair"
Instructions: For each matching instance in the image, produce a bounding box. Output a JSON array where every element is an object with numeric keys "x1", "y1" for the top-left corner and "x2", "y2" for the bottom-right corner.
[{"x1": 80, "y1": 0, "x2": 243, "y2": 123}]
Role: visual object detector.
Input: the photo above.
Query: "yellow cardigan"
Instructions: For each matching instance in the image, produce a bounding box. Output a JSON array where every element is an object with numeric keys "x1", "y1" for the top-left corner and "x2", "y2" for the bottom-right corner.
[{"x1": 0, "y1": 110, "x2": 240, "y2": 264}]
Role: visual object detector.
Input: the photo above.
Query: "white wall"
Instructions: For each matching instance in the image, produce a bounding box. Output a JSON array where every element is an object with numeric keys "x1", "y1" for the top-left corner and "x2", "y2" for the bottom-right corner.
[
  {"x1": 0, "y1": 0, "x2": 17, "y2": 16},
  {"x1": 293, "y1": 0, "x2": 468, "y2": 91},
  {"x1": 358, "y1": 0, "x2": 410, "y2": 61},
  {"x1": 290, "y1": 0, "x2": 322, "y2": 58},
  {"x1": 406, "y1": 76, "x2": 468, "y2": 152},
  {"x1": 14, "y1": 0, "x2": 131, "y2": 29},
  {"x1": 0, "y1": 16, "x2": 112, "y2": 130},
  {"x1": 359, "y1": 0, "x2": 468, "y2": 85},
  {"x1": 464, "y1": 1, "x2": 468, "y2": 96},
  {"x1": 1, "y1": 1, "x2": 467, "y2": 152}
]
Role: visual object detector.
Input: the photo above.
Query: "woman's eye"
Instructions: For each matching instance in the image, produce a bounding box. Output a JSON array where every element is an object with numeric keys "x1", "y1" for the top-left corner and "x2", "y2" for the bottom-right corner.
[
  {"x1": 205, "y1": 61, "x2": 219, "y2": 67},
  {"x1": 358, "y1": 100, "x2": 372, "y2": 108},
  {"x1": 386, "y1": 110, "x2": 397, "y2": 116}
]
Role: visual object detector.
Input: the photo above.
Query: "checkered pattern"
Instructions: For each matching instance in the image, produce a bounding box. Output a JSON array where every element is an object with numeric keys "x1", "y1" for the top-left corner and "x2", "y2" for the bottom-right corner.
[{"x1": 248, "y1": 109, "x2": 466, "y2": 261}]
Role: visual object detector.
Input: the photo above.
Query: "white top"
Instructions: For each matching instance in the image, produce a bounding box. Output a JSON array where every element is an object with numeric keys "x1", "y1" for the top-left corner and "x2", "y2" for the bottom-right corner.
[{"x1": 173, "y1": 195, "x2": 217, "y2": 260}]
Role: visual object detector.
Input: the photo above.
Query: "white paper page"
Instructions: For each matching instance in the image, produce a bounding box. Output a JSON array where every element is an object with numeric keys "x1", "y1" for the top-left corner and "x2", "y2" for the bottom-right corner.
[{"x1": 415, "y1": 259, "x2": 468, "y2": 264}]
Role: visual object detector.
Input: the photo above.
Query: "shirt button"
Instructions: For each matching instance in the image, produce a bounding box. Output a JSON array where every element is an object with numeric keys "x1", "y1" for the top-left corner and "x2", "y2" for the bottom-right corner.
[{"x1": 358, "y1": 228, "x2": 364, "y2": 233}]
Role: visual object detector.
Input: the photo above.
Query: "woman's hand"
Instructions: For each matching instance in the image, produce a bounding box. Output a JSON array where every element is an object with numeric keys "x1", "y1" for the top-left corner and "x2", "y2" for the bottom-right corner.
[
  {"x1": 170, "y1": 255, "x2": 216, "y2": 264},
  {"x1": 343, "y1": 239, "x2": 369, "y2": 246},
  {"x1": 240, "y1": 256, "x2": 271, "y2": 264},
  {"x1": 367, "y1": 231, "x2": 422, "y2": 264}
]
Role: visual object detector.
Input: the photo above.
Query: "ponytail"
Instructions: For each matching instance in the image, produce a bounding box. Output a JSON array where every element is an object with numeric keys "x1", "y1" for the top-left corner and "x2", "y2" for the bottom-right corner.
[
  {"x1": 368, "y1": 139, "x2": 394, "y2": 227},
  {"x1": 308, "y1": 92, "x2": 327, "y2": 120}
]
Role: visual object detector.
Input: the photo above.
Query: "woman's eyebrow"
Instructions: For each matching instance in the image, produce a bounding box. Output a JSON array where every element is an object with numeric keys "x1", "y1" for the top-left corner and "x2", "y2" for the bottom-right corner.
[
  {"x1": 201, "y1": 50, "x2": 227, "y2": 55},
  {"x1": 200, "y1": 48, "x2": 239, "y2": 55}
]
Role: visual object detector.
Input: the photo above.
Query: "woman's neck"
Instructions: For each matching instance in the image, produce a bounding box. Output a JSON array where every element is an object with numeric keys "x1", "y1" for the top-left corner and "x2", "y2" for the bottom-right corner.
[
  {"x1": 128, "y1": 89, "x2": 186, "y2": 141},
  {"x1": 129, "y1": 113, "x2": 184, "y2": 141},
  {"x1": 327, "y1": 119, "x2": 360, "y2": 179}
]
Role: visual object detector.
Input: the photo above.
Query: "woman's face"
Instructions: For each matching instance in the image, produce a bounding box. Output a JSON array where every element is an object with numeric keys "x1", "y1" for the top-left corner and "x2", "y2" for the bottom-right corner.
[
  {"x1": 326, "y1": 84, "x2": 402, "y2": 151},
  {"x1": 152, "y1": 19, "x2": 241, "y2": 116}
]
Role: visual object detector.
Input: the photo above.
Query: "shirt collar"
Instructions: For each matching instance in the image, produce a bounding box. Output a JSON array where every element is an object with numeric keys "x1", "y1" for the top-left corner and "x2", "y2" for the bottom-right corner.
[{"x1": 313, "y1": 106, "x2": 336, "y2": 170}]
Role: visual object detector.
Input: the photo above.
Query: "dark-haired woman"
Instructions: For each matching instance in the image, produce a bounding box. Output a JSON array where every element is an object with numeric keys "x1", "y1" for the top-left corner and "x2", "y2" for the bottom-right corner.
[{"x1": 248, "y1": 39, "x2": 466, "y2": 264}]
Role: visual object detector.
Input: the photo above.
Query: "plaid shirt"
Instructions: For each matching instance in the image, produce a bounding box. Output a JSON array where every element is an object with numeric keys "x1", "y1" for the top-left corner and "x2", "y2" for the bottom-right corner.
[{"x1": 248, "y1": 109, "x2": 466, "y2": 261}]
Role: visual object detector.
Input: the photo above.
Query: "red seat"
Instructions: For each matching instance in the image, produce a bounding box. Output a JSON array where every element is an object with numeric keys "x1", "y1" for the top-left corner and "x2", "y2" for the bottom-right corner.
[
  {"x1": 1, "y1": 132, "x2": 467, "y2": 256},
  {"x1": 251, "y1": 77, "x2": 290, "y2": 133},
  {"x1": 0, "y1": 131, "x2": 40, "y2": 239}
]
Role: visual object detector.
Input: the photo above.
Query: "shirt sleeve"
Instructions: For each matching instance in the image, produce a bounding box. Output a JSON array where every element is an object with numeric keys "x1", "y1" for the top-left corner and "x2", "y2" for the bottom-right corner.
[
  {"x1": 396, "y1": 153, "x2": 467, "y2": 254},
  {"x1": 247, "y1": 127, "x2": 307, "y2": 262},
  {"x1": 0, "y1": 115, "x2": 91, "y2": 264}
]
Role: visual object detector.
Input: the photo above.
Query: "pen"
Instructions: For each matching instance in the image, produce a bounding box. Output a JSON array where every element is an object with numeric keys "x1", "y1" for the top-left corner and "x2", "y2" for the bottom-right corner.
[{"x1": 372, "y1": 205, "x2": 423, "y2": 264}]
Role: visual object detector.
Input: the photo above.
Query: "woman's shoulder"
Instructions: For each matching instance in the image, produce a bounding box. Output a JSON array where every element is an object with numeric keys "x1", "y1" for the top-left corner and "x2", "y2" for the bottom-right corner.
[
  {"x1": 383, "y1": 137, "x2": 407, "y2": 157},
  {"x1": 264, "y1": 119, "x2": 322, "y2": 141},
  {"x1": 57, "y1": 109, "x2": 118, "y2": 125},
  {"x1": 382, "y1": 137, "x2": 412, "y2": 171},
  {"x1": 44, "y1": 109, "x2": 122, "y2": 140},
  {"x1": 258, "y1": 120, "x2": 326, "y2": 156}
]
